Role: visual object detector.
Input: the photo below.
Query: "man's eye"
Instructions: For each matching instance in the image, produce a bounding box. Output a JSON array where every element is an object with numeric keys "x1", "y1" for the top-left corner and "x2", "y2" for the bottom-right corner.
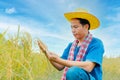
[
  {"x1": 71, "y1": 25, "x2": 79, "y2": 28},
  {"x1": 74, "y1": 26, "x2": 78, "y2": 28}
]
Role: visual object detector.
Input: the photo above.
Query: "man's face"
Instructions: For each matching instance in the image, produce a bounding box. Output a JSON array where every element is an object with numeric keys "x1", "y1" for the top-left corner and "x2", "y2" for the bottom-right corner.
[{"x1": 70, "y1": 19, "x2": 87, "y2": 40}]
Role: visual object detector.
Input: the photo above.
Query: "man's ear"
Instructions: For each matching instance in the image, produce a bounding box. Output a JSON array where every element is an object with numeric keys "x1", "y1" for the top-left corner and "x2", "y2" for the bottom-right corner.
[{"x1": 84, "y1": 24, "x2": 89, "y2": 30}]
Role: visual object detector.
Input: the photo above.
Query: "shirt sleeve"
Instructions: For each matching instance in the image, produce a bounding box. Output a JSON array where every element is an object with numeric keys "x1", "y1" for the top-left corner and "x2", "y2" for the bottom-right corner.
[
  {"x1": 86, "y1": 39, "x2": 104, "y2": 66},
  {"x1": 61, "y1": 43, "x2": 72, "y2": 60}
]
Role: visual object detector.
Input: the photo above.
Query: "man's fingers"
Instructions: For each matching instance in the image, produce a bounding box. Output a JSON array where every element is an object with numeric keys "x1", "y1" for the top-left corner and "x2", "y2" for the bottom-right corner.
[
  {"x1": 38, "y1": 40, "x2": 47, "y2": 49},
  {"x1": 37, "y1": 40, "x2": 48, "y2": 54}
]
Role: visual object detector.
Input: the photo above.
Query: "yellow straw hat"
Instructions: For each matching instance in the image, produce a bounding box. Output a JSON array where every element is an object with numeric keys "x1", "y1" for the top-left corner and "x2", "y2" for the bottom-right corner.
[{"x1": 64, "y1": 8, "x2": 100, "y2": 30}]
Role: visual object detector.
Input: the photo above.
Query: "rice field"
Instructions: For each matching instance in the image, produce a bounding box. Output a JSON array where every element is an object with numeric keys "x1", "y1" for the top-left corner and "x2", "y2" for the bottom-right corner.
[
  {"x1": 0, "y1": 28, "x2": 119, "y2": 80},
  {"x1": 103, "y1": 57, "x2": 120, "y2": 80}
]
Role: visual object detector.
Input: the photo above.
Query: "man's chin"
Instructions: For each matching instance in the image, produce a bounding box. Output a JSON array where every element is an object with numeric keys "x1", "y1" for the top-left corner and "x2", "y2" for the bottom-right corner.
[{"x1": 74, "y1": 37, "x2": 79, "y2": 40}]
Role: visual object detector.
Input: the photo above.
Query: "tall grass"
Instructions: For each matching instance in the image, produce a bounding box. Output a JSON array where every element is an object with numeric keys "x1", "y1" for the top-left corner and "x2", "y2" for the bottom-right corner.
[{"x1": 0, "y1": 27, "x2": 61, "y2": 80}]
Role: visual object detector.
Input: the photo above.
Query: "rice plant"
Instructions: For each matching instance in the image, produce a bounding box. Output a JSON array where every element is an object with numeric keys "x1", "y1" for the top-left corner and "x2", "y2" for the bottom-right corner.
[{"x1": 0, "y1": 27, "x2": 61, "y2": 80}]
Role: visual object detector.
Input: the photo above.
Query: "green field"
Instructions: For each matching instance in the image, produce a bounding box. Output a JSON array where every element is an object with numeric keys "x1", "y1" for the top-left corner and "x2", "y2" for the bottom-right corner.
[{"x1": 0, "y1": 29, "x2": 120, "y2": 80}]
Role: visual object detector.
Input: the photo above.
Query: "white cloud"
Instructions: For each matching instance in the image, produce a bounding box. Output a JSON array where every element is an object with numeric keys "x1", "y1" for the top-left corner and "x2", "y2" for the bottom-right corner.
[
  {"x1": 0, "y1": 22, "x2": 32, "y2": 34},
  {"x1": 0, "y1": 15, "x2": 35, "y2": 35},
  {"x1": 39, "y1": 31, "x2": 72, "y2": 41},
  {"x1": 0, "y1": 15, "x2": 72, "y2": 42},
  {"x1": 5, "y1": 7, "x2": 16, "y2": 14}
]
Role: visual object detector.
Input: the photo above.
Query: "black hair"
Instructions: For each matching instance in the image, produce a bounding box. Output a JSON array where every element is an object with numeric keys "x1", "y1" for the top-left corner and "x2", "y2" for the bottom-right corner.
[{"x1": 73, "y1": 18, "x2": 90, "y2": 30}]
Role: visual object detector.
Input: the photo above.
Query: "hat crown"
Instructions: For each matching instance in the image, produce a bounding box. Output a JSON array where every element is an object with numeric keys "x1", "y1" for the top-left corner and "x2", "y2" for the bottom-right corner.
[{"x1": 75, "y1": 8, "x2": 88, "y2": 13}]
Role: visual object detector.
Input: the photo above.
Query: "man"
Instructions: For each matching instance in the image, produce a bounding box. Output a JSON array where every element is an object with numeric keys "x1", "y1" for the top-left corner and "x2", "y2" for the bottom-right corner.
[{"x1": 38, "y1": 9, "x2": 104, "y2": 80}]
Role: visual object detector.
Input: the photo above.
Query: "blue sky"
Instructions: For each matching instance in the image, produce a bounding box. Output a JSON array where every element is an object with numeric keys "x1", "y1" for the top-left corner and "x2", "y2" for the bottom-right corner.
[{"x1": 0, "y1": 0, "x2": 120, "y2": 57}]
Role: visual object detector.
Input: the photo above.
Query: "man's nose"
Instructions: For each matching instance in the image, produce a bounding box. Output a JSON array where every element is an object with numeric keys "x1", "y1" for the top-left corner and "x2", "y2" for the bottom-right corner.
[{"x1": 72, "y1": 28, "x2": 76, "y2": 33}]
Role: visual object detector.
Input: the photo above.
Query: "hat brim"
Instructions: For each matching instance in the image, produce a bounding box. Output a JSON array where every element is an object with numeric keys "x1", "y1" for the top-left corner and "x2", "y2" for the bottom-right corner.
[{"x1": 64, "y1": 12, "x2": 100, "y2": 30}]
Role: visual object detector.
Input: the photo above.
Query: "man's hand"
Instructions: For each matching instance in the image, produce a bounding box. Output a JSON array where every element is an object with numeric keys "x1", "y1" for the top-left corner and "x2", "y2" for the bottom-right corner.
[
  {"x1": 37, "y1": 40, "x2": 52, "y2": 59},
  {"x1": 37, "y1": 40, "x2": 65, "y2": 71},
  {"x1": 49, "y1": 52, "x2": 59, "y2": 60},
  {"x1": 37, "y1": 40, "x2": 48, "y2": 54}
]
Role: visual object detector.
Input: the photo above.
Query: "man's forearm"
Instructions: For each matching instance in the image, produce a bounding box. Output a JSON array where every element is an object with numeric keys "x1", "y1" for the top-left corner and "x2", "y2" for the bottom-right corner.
[
  {"x1": 49, "y1": 60, "x2": 65, "y2": 71},
  {"x1": 51, "y1": 57, "x2": 95, "y2": 72}
]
